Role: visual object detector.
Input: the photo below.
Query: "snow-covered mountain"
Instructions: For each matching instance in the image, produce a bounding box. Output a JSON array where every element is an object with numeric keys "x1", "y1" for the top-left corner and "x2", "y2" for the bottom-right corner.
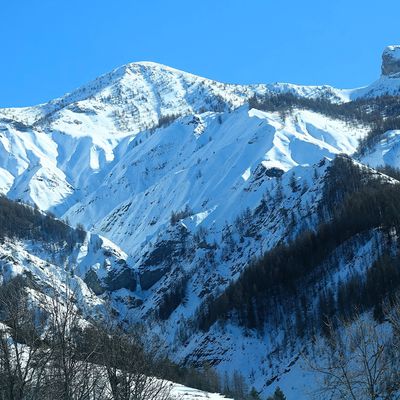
[
  {"x1": 0, "y1": 48, "x2": 398, "y2": 215},
  {"x1": 2, "y1": 45, "x2": 400, "y2": 398},
  {"x1": 0, "y1": 61, "x2": 356, "y2": 214}
]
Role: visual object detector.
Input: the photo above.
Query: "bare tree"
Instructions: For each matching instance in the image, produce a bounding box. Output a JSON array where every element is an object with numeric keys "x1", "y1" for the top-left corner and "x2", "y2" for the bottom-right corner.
[
  {"x1": 0, "y1": 274, "x2": 174, "y2": 400},
  {"x1": 308, "y1": 315, "x2": 400, "y2": 400},
  {"x1": 385, "y1": 296, "x2": 400, "y2": 342},
  {"x1": 0, "y1": 277, "x2": 51, "y2": 400},
  {"x1": 44, "y1": 282, "x2": 106, "y2": 400},
  {"x1": 96, "y1": 322, "x2": 172, "y2": 400}
]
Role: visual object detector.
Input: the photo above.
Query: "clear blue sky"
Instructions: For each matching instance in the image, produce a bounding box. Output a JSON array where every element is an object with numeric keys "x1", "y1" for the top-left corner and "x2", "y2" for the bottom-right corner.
[{"x1": 1, "y1": 0, "x2": 399, "y2": 107}]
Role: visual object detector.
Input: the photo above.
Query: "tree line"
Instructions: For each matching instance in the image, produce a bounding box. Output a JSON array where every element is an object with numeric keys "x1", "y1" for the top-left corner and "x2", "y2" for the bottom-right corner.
[
  {"x1": 249, "y1": 93, "x2": 400, "y2": 155},
  {"x1": 0, "y1": 196, "x2": 85, "y2": 249},
  {"x1": 195, "y1": 156, "x2": 400, "y2": 340}
]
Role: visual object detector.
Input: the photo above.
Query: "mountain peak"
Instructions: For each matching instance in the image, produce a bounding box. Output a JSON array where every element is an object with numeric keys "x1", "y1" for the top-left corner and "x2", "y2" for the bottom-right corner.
[
  {"x1": 118, "y1": 60, "x2": 188, "y2": 75},
  {"x1": 381, "y1": 45, "x2": 400, "y2": 76},
  {"x1": 126, "y1": 60, "x2": 185, "y2": 71}
]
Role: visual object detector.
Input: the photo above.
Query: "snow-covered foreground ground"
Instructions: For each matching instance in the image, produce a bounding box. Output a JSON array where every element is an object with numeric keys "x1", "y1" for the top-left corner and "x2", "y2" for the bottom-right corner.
[{"x1": 171, "y1": 383, "x2": 232, "y2": 400}]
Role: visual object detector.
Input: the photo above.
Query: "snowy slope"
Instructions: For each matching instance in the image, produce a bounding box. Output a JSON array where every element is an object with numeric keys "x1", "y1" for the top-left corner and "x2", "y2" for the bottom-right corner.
[
  {"x1": 62, "y1": 106, "x2": 366, "y2": 255},
  {"x1": 350, "y1": 74, "x2": 400, "y2": 99},
  {"x1": 0, "y1": 237, "x2": 104, "y2": 316},
  {"x1": 0, "y1": 217, "x2": 139, "y2": 319},
  {"x1": 360, "y1": 129, "x2": 400, "y2": 168}
]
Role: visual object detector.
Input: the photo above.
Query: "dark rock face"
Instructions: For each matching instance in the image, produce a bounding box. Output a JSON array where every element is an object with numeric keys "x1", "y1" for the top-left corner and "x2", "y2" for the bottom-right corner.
[
  {"x1": 140, "y1": 267, "x2": 170, "y2": 290},
  {"x1": 138, "y1": 235, "x2": 189, "y2": 290},
  {"x1": 382, "y1": 45, "x2": 400, "y2": 76},
  {"x1": 106, "y1": 267, "x2": 137, "y2": 292},
  {"x1": 142, "y1": 240, "x2": 178, "y2": 267},
  {"x1": 264, "y1": 167, "x2": 284, "y2": 178},
  {"x1": 84, "y1": 269, "x2": 105, "y2": 295},
  {"x1": 84, "y1": 264, "x2": 137, "y2": 295}
]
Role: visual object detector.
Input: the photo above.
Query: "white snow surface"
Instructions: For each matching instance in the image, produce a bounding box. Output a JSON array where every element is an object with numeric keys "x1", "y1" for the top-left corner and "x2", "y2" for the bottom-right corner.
[
  {"x1": 350, "y1": 75, "x2": 400, "y2": 99},
  {"x1": 62, "y1": 107, "x2": 366, "y2": 256},
  {"x1": 171, "y1": 384, "x2": 232, "y2": 400},
  {"x1": 360, "y1": 130, "x2": 400, "y2": 168}
]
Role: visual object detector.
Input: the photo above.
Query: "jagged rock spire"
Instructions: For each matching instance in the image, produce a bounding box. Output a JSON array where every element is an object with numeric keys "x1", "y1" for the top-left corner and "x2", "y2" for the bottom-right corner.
[{"x1": 381, "y1": 45, "x2": 400, "y2": 76}]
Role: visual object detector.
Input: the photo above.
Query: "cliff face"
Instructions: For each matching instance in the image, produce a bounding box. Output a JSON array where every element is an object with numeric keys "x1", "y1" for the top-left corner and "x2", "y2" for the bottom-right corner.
[{"x1": 381, "y1": 45, "x2": 400, "y2": 76}]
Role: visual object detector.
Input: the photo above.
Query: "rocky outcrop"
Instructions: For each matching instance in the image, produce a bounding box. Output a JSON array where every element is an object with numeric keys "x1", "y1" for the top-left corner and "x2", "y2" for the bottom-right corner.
[
  {"x1": 84, "y1": 264, "x2": 137, "y2": 295},
  {"x1": 381, "y1": 45, "x2": 400, "y2": 76},
  {"x1": 105, "y1": 266, "x2": 137, "y2": 292},
  {"x1": 140, "y1": 267, "x2": 170, "y2": 290}
]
